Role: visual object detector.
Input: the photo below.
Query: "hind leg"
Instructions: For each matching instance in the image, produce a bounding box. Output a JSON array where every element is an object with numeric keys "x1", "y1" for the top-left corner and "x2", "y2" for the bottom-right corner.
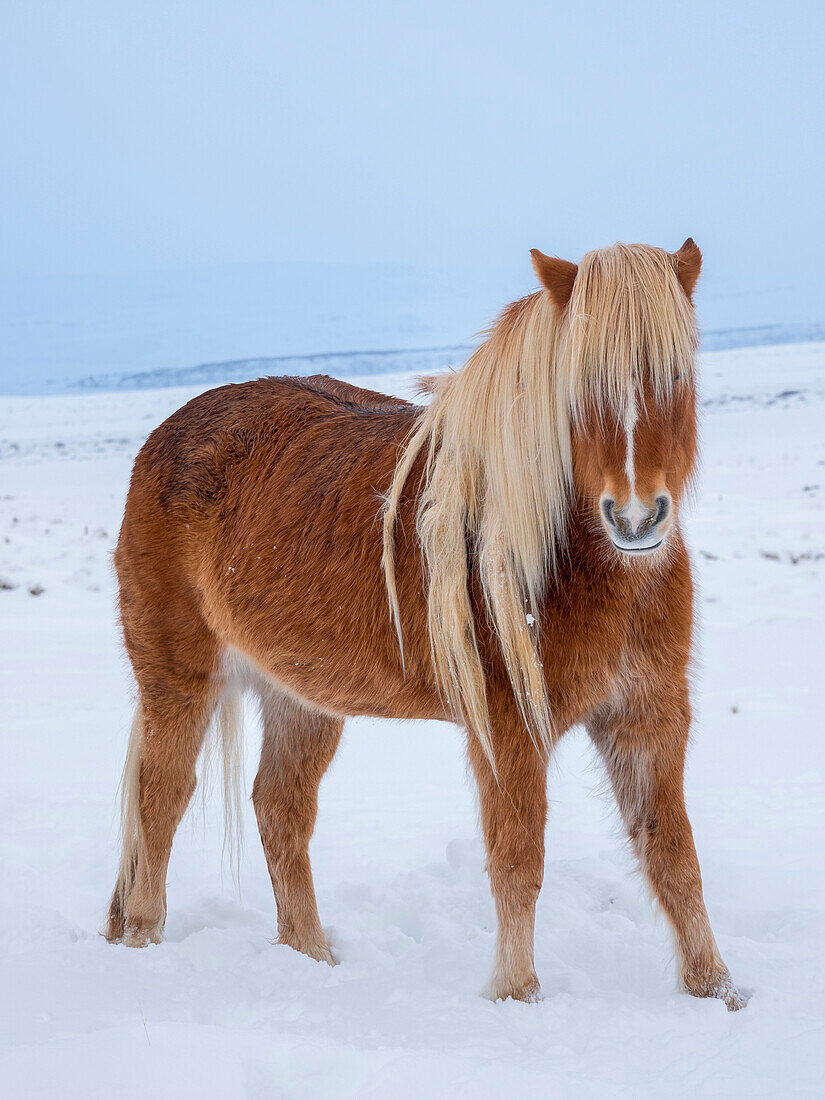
[
  {"x1": 105, "y1": 571, "x2": 221, "y2": 948},
  {"x1": 106, "y1": 675, "x2": 218, "y2": 946},
  {"x1": 252, "y1": 683, "x2": 343, "y2": 963}
]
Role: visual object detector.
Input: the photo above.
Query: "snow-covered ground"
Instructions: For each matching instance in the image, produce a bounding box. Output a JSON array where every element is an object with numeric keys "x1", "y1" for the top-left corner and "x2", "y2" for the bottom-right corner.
[{"x1": 0, "y1": 342, "x2": 823, "y2": 1097}]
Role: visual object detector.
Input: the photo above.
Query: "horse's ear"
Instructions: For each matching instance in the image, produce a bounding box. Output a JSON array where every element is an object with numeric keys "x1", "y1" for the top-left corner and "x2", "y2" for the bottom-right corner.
[
  {"x1": 531, "y1": 249, "x2": 578, "y2": 311},
  {"x1": 673, "y1": 238, "x2": 702, "y2": 302}
]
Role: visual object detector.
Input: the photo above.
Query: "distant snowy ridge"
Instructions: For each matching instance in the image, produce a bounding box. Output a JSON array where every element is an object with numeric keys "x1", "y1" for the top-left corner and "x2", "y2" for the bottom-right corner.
[
  {"x1": 70, "y1": 345, "x2": 476, "y2": 393},
  {"x1": 65, "y1": 322, "x2": 825, "y2": 394}
]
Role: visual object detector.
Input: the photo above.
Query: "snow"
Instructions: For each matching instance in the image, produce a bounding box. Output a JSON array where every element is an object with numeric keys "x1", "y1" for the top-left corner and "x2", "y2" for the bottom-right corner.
[{"x1": 1, "y1": 343, "x2": 824, "y2": 1097}]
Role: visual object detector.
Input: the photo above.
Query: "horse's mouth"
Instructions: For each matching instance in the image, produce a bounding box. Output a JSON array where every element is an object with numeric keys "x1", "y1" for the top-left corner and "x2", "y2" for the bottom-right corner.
[{"x1": 611, "y1": 538, "x2": 664, "y2": 556}]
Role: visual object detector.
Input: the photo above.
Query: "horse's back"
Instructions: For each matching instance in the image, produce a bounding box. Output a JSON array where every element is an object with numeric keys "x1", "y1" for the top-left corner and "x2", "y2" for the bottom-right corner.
[
  {"x1": 119, "y1": 375, "x2": 416, "y2": 517},
  {"x1": 284, "y1": 374, "x2": 419, "y2": 415}
]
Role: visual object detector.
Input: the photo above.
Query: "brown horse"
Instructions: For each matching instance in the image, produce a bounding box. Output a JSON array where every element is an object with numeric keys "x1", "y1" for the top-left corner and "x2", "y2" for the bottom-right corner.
[{"x1": 105, "y1": 240, "x2": 744, "y2": 1011}]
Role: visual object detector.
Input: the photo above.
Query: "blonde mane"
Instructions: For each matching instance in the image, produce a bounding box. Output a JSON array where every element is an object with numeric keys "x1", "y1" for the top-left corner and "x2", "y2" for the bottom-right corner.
[{"x1": 382, "y1": 243, "x2": 698, "y2": 767}]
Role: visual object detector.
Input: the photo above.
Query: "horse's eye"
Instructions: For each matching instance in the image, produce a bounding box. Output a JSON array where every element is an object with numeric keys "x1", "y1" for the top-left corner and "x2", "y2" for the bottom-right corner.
[{"x1": 674, "y1": 372, "x2": 682, "y2": 382}]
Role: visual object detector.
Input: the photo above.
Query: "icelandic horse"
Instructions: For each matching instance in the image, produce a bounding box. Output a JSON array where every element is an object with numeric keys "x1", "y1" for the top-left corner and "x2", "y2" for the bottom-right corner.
[{"x1": 105, "y1": 240, "x2": 744, "y2": 1010}]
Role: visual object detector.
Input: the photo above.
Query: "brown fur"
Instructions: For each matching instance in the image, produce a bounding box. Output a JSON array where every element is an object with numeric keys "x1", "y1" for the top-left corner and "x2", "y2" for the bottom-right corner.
[{"x1": 105, "y1": 241, "x2": 743, "y2": 1011}]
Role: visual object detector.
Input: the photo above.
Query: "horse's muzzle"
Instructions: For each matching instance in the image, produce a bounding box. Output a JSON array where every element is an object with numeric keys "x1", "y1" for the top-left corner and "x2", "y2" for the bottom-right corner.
[{"x1": 600, "y1": 492, "x2": 671, "y2": 555}]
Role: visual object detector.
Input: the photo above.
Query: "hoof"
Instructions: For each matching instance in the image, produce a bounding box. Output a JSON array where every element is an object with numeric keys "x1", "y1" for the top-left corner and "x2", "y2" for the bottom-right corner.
[
  {"x1": 687, "y1": 971, "x2": 748, "y2": 1012},
  {"x1": 720, "y1": 983, "x2": 749, "y2": 1012},
  {"x1": 278, "y1": 935, "x2": 337, "y2": 966},
  {"x1": 311, "y1": 943, "x2": 337, "y2": 967},
  {"x1": 121, "y1": 924, "x2": 164, "y2": 948},
  {"x1": 486, "y1": 973, "x2": 542, "y2": 1004}
]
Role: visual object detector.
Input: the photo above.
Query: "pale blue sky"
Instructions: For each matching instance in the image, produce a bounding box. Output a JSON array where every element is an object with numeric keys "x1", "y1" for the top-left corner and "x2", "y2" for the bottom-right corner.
[{"x1": 1, "y1": 1, "x2": 823, "y2": 388}]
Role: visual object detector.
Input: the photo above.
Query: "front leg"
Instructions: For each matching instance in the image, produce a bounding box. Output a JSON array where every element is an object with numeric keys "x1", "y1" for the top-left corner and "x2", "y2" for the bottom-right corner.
[
  {"x1": 588, "y1": 686, "x2": 745, "y2": 1011},
  {"x1": 466, "y1": 719, "x2": 548, "y2": 1003}
]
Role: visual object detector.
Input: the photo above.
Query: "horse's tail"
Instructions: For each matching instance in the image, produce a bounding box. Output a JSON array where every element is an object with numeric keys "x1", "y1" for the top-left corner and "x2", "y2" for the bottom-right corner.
[
  {"x1": 106, "y1": 702, "x2": 145, "y2": 941},
  {"x1": 105, "y1": 686, "x2": 245, "y2": 940},
  {"x1": 206, "y1": 684, "x2": 245, "y2": 886}
]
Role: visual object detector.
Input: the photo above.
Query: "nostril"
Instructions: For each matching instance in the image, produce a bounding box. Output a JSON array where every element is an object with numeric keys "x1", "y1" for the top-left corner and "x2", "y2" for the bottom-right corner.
[
  {"x1": 654, "y1": 495, "x2": 670, "y2": 525},
  {"x1": 601, "y1": 497, "x2": 616, "y2": 527}
]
